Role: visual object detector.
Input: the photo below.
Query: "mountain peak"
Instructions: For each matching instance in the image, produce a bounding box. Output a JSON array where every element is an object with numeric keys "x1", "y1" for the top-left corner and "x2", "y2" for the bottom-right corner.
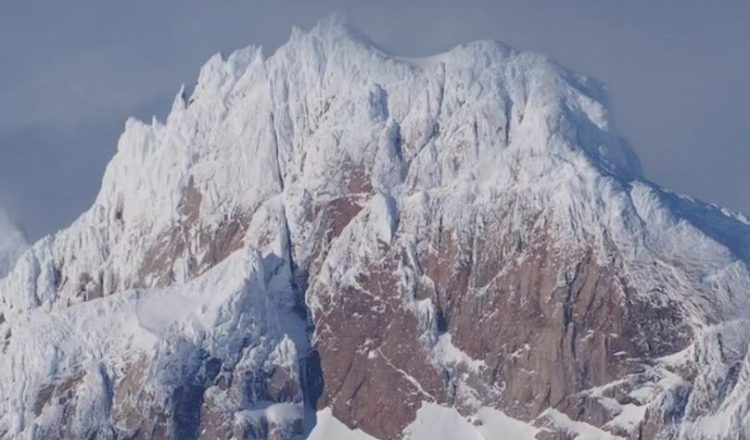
[
  {"x1": 285, "y1": 12, "x2": 374, "y2": 52},
  {"x1": 308, "y1": 11, "x2": 358, "y2": 38},
  {"x1": 2, "y1": 17, "x2": 750, "y2": 440},
  {"x1": 156, "y1": 16, "x2": 642, "y2": 199}
]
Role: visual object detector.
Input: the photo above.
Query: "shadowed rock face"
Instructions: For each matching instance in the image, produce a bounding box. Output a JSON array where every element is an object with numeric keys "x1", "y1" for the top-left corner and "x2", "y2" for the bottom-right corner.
[
  {"x1": 314, "y1": 261, "x2": 448, "y2": 439},
  {"x1": 29, "y1": 332, "x2": 307, "y2": 440},
  {"x1": 308, "y1": 201, "x2": 694, "y2": 439}
]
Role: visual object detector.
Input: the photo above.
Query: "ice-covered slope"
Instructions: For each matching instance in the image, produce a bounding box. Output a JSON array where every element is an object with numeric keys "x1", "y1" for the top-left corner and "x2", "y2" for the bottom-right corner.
[{"x1": 1, "y1": 15, "x2": 750, "y2": 440}]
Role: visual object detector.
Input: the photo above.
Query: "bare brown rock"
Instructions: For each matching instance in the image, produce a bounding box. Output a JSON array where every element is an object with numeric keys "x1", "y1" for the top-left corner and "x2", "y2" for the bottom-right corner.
[
  {"x1": 136, "y1": 178, "x2": 249, "y2": 289},
  {"x1": 309, "y1": 203, "x2": 694, "y2": 439}
]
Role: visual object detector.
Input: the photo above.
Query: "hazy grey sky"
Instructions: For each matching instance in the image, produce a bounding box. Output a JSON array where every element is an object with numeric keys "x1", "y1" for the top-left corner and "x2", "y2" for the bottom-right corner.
[{"x1": 1, "y1": 0, "x2": 749, "y2": 240}]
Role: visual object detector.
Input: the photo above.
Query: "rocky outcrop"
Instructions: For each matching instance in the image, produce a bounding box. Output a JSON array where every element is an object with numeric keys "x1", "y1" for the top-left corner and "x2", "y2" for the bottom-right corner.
[{"x1": 307, "y1": 195, "x2": 699, "y2": 439}]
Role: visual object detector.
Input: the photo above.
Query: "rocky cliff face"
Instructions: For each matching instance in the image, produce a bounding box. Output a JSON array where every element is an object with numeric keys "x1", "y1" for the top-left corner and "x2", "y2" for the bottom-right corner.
[{"x1": 2, "y1": 16, "x2": 750, "y2": 440}]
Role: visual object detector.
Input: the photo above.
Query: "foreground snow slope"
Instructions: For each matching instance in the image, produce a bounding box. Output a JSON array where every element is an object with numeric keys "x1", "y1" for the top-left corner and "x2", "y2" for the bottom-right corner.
[{"x1": 1, "y1": 15, "x2": 750, "y2": 440}]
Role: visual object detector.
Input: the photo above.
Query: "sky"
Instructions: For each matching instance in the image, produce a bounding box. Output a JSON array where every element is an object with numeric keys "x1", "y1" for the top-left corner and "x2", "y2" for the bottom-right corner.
[{"x1": 1, "y1": 0, "x2": 749, "y2": 240}]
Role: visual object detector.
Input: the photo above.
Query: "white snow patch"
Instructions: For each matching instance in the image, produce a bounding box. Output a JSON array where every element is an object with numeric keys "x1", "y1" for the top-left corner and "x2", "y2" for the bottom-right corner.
[
  {"x1": 404, "y1": 402, "x2": 539, "y2": 440},
  {"x1": 307, "y1": 408, "x2": 378, "y2": 440},
  {"x1": 605, "y1": 404, "x2": 647, "y2": 433},
  {"x1": 433, "y1": 333, "x2": 486, "y2": 373},
  {"x1": 541, "y1": 408, "x2": 624, "y2": 440}
]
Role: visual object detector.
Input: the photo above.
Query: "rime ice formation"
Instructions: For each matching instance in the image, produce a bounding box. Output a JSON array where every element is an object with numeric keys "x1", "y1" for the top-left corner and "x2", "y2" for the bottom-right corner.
[{"x1": 1, "y1": 15, "x2": 750, "y2": 440}]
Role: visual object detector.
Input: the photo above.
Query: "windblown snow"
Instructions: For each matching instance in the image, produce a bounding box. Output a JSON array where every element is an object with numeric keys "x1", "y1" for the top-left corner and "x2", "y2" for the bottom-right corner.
[
  {"x1": 1, "y1": 14, "x2": 750, "y2": 440},
  {"x1": 0, "y1": 209, "x2": 27, "y2": 279}
]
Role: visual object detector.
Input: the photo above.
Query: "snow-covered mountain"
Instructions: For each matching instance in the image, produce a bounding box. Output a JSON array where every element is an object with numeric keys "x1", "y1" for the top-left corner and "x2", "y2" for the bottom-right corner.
[{"x1": 2, "y1": 15, "x2": 750, "y2": 440}]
